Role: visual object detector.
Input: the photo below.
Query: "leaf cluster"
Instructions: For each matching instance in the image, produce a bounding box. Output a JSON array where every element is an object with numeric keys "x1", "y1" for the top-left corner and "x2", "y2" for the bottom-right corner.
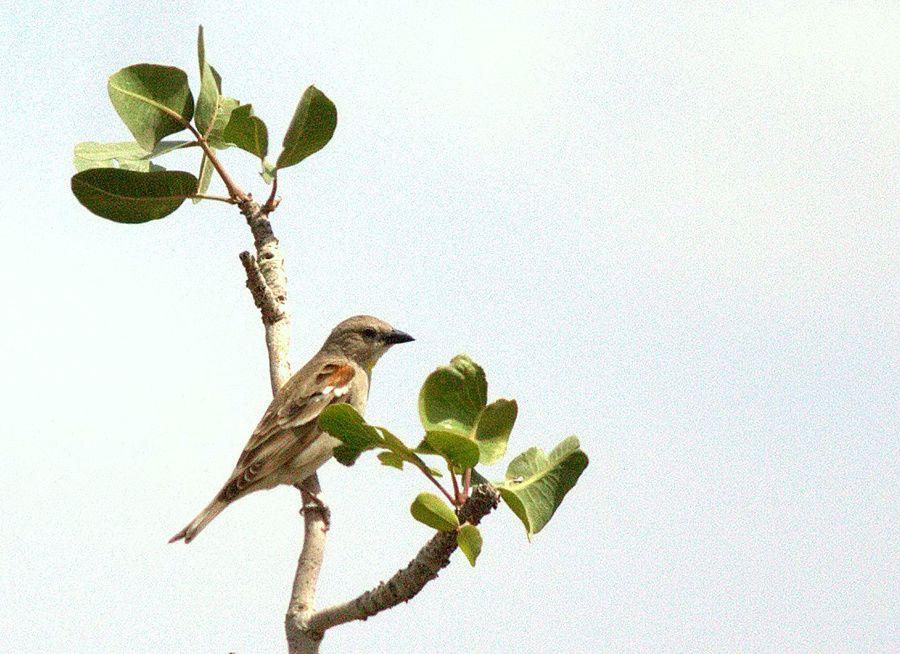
[
  {"x1": 71, "y1": 27, "x2": 337, "y2": 223},
  {"x1": 318, "y1": 355, "x2": 589, "y2": 565}
]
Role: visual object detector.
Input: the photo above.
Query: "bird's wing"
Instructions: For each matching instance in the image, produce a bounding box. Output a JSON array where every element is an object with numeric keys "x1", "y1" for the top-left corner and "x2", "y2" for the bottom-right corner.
[
  {"x1": 220, "y1": 359, "x2": 359, "y2": 500},
  {"x1": 245, "y1": 359, "x2": 357, "y2": 454}
]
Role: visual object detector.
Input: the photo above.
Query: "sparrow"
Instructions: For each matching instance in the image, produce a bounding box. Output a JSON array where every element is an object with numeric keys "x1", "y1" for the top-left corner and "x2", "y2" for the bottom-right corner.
[{"x1": 169, "y1": 315, "x2": 414, "y2": 543}]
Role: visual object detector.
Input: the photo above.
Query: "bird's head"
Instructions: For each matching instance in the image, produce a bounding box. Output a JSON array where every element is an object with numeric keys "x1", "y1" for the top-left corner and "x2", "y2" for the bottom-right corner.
[{"x1": 323, "y1": 315, "x2": 414, "y2": 371}]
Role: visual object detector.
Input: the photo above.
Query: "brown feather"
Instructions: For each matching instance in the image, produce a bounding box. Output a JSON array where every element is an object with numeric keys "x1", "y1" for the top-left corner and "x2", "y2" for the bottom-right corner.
[{"x1": 170, "y1": 315, "x2": 411, "y2": 544}]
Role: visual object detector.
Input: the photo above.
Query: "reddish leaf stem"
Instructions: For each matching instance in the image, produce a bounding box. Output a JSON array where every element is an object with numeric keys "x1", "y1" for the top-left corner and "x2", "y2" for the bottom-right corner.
[
  {"x1": 449, "y1": 466, "x2": 462, "y2": 505},
  {"x1": 419, "y1": 465, "x2": 455, "y2": 505},
  {"x1": 185, "y1": 122, "x2": 245, "y2": 201},
  {"x1": 263, "y1": 171, "x2": 279, "y2": 213},
  {"x1": 192, "y1": 193, "x2": 236, "y2": 203}
]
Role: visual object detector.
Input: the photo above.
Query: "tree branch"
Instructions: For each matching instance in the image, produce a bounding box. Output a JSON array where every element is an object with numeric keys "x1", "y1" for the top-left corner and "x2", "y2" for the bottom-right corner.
[
  {"x1": 303, "y1": 485, "x2": 501, "y2": 642},
  {"x1": 239, "y1": 251, "x2": 286, "y2": 326},
  {"x1": 238, "y1": 198, "x2": 291, "y2": 393},
  {"x1": 236, "y1": 197, "x2": 329, "y2": 654},
  {"x1": 285, "y1": 476, "x2": 330, "y2": 654}
]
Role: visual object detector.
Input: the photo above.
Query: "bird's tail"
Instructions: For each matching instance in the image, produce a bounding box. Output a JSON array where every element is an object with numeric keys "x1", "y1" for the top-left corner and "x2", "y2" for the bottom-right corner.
[{"x1": 169, "y1": 496, "x2": 229, "y2": 544}]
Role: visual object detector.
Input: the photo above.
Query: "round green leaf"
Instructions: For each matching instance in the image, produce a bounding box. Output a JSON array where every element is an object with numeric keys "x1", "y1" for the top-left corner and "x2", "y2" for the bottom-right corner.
[
  {"x1": 497, "y1": 436, "x2": 589, "y2": 539},
  {"x1": 71, "y1": 168, "x2": 198, "y2": 223},
  {"x1": 223, "y1": 104, "x2": 269, "y2": 159},
  {"x1": 107, "y1": 64, "x2": 194, "y2": 151},
  {"x1": 475, "y1": 399, "x2": 517, "y2": 465},
  {"x1": 424, "y1": 430, "x2": 481, "y2": 470},
  {"x1": 418, "y1": 354, "x2": 488, "y2": 437},
  {"x1": 276, "y1": 85, "x2": 337, "y2": 169},
  {"x1": 410, "y1": 492, "x2": 459, "y2": 532},
  {"x1": 456, "y1": 524, "x2": 483, "y2": 566}
]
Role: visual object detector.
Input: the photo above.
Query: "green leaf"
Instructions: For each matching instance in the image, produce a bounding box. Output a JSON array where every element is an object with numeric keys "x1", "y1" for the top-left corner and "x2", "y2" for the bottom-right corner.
[
  {"x1": 377, "y1": 451, "x2": 405, "y2": 470},
  {"x1": 71, "y1": 168, "x2": 198, "y2": 223},
  {"x1": 475, "y1": 399, "x2": 517, "y2": 465},
  {"x1": 317, "y1": 404, "x2": 383, "y2": 450},
  {"x1": 195, "y1": 26, "x2": 219, "y2": 137},
  {"x1": 497, "y1": 436, "x2": 589, "y2": 539},
  {"x1": 469, "y1": 467, "x2": 492, "y2": 487},
  {"x1": 206, "y1": 95, "x2": 240, "y2": 148},
  {"x1": 276, "y1": 85, "x2": 337, "y2": 169},
  {"x1": 74, "y1": 140, "x2": 192, "y2": 172},
  {"x1": 75, "y1": 141, "x2": 145, "y2": 165},
  {"x1": 260, "y1": 159, "x2": 277, "y2": 184},
  {"x1": 108, "y1": 64, "x2": 194, "y2": 150},
  {"x1": 410, "y1": 492, "x2": 459, "y2": 532},
  {"x1": 75, "y1": 158, "x2": 114, "y2": 172},
  {"x1": 147, "y1": 140, "x2": 195, "y2": 157},
  {"x1": 118, "y1": 159, "x2": 166, "y2": 173},
  {"x1": 424, "y1": 431, "x2": 481, "y2": 470},
  {"x1": 413, "y1": 439, "x2": 436, "y2": 455},
  {"x1": 456, "y1": 525, "x2": 483, "y2": 566},
  {"x1": 379, "y1": 428, "x2": 411, "y2": 455},
  {"x1": 75, "y1": 154, "x2": 160, "y2": 173},
  {"x1": 192, "y1": 155, "x2": 214, "y2": 203},
  {"x1": 223, "y1": 104, "x2": 268, "y2": 159},
  {"x1": 379, "y1": 429, "x2": 444, "y2": 476},
  {"x1": 195, "y1": 30, "x2": 240, "y2": 147},
  {"x1": 333, "y1": 444, "x2": 363, "y2": 466},
  {"x1": 419, "y1": 354, "x2": 488, "y2": 437}
]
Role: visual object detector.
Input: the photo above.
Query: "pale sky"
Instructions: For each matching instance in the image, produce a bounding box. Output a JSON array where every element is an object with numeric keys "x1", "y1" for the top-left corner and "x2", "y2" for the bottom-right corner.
[{"x1": 2, "y1": 2, "x2": 897, "y2": 652}]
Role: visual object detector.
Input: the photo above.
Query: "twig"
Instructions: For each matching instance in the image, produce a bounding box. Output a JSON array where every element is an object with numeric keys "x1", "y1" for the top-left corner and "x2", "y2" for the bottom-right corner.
[
  {"x1": 186, "y1": 122, "x2": 246, "y2": 202},
  {"x1": 304, "y1": 485, "x2": 500, "y2": 641}
]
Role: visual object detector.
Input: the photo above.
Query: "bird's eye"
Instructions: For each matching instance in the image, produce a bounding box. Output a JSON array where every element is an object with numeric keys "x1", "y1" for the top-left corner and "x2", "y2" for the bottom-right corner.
[{"x1": 362, "y1": 328, "x2": 377, "y2": 340}]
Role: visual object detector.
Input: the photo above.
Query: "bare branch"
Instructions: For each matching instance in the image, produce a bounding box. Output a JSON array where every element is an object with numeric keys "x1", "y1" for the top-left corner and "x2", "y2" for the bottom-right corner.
[
  {"x1": 285, "y1": 476, "x2": 330, "y2": 654},
  {"x1": 238, "y1": 198, "x2": 291, "y2": 393},
  {"x1": 239, "y1": 251, "x2": 285, "y2": 325},
  {"x1": 304, "y1": 485, "x2": 501, "y2": 639}
]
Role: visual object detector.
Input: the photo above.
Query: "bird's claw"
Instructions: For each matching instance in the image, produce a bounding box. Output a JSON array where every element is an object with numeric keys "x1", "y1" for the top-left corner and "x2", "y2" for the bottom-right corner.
[{"x1": 299, "y1": 485, "x2": 331, "y2": 530}]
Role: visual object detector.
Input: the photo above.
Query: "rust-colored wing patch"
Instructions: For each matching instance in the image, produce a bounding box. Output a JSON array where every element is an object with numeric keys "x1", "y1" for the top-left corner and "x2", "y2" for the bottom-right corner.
[
  {"x1": 240, "y1": 361, "x2": 358, "y2": 457},
  {"x1": 323, "y1": 363, "x2": 355, "y2": 389}
]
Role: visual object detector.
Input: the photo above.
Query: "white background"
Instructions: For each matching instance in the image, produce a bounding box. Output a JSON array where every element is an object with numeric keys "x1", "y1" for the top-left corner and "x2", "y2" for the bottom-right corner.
[{"x1": 1, "y1": 2, "x2": 897, "y2": 652}]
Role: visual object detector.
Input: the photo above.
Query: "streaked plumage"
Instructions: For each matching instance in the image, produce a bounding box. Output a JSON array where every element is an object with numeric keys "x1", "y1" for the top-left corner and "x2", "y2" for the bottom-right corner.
[{"x1": 170, "y1": 315, "x2": 413, "y2": 543}]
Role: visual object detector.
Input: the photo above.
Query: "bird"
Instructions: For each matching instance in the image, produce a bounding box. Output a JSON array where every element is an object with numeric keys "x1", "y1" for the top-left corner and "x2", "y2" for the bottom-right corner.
[{"x1": 169, "y1": 315, "x2": 414, "y2": 543}]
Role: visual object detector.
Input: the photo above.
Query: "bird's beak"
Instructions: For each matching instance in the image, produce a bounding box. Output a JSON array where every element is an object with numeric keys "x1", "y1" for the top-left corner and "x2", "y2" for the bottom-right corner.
[{"x1": 384, "y1": 329, "x2": 415, "y2": 345}]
